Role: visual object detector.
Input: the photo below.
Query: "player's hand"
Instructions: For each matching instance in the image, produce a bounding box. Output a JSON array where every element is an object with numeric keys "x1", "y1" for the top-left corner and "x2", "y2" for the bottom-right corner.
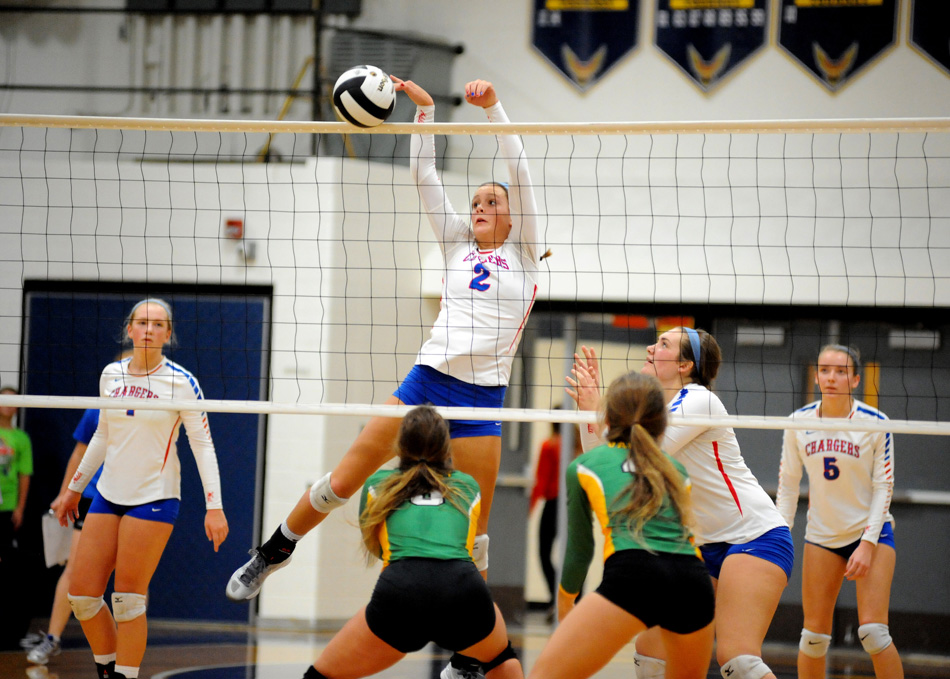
[
  {"x1": 844, "y1": 540, "x2": 873, "y2": 580},
  {"x1": 54, "y1": 490, "x2": 81, "y2": 527},
  {"x1": 464, "y1": 79, "x2": 498, "y2": 108},
  {"x1": 390, "y1": 76, "x2": 434, "y2": 107},
  {"x1": 205, "y1": 508, "x2": 229, "y2": 552},
  {"x1": 565, "y1": 346, "x2": 602, "y2": 411},
  {"x1": 577, "y1": 346, "x2": 601, "y2": 384}
]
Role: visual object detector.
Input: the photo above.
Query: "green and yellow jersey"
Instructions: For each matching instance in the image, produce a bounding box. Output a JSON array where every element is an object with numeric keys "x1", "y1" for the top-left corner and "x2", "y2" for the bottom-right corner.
[
  {"x1": 360, "y1": 468, "x2": 481, "y2": 566},
  {"x1": 561, "y1": 442, "x2": 699, "y2": 595}
]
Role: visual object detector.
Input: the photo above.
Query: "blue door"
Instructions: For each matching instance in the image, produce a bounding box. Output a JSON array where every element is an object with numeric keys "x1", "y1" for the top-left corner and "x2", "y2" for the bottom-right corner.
[{"x1": 22, "y1": 284, "x2": 270, "y2": 623}]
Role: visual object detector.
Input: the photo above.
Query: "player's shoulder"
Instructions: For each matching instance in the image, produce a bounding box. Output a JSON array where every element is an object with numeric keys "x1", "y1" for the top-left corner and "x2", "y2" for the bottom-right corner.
[
  {"x1": 448, "y1": 470, "x2": 479, "y2": 494},
  {"x1": 574, "y1": 442, "x2": 623, "y2": 470},
  {"x1": 363, "y1": 469, "x2": 396, "y2": 499},
  {"x1": 163, "y1": 358, "x2": 195, "y2": 378},
  {"x1": 163, "y1": 359, "x2": 203, "y2": 391},
  {"x1": 101, "y1": 359, "x2": 127, "y2": 378},
  {"x1": 791, "y1": 401, "x2": 821, "y2": 418},
  {"x1": 673, "y1": 384, "x2": 724, "y2": 416},
  {"x1": 366, "y1": 468, "x2": 396, "y2": 487},
  {"x1": 854, "y1": 400, "x2": 888, "y2": 421}
]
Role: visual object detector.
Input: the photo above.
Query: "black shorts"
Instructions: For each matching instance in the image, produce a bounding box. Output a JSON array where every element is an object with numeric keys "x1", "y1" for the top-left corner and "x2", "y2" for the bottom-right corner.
[
  {"x1": 73, "y1": 496, "x2": 94, "y2": 530},
  {"x1": 365, "y1": 558, "x2": 496, "y2": 653},
  {"x1": 595, "y1": 549, "x2": 715, "y2": 635}
]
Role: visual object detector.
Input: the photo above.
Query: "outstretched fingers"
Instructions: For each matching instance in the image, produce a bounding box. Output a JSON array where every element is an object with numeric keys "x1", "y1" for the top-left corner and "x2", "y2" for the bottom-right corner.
[
  {"x1": 390, "y1": 75, "x2": 434, "y2": 107},
  {"x1": 566, "y1": 359, "x2": 601, "y2": 412}
]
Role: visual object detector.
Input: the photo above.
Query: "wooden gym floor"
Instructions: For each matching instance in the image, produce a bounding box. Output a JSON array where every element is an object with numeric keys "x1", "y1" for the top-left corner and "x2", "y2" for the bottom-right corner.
[{"x1": 2, "y1": 612, "x2": 949, "y2": 679}]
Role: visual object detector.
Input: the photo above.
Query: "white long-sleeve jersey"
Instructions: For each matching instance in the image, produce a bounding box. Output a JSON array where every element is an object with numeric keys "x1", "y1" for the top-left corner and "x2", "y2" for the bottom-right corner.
[
  {"x1": 68, "y1": 357, "x2": 223, "y2": 509},
  {"x1": 579, "y1": 383, "x2": 786, "y2": 546},
  {"x1": 775, "y1": 399, "x2": 894, "y2": 549},
  {"x1": 409, "y1": 101, "x2": 539, "y2": 386}
]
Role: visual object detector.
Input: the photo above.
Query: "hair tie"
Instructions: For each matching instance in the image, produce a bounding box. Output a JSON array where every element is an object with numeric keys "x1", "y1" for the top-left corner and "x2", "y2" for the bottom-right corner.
[{"x1": 684, "y1": 327, "x2": 701, "y2": 373}]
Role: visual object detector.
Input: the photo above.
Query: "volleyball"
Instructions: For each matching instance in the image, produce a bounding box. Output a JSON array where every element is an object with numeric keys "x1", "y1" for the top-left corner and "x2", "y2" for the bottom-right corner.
[{"x1": 332, "y1": 65, "x2": 396, "y2": 128}]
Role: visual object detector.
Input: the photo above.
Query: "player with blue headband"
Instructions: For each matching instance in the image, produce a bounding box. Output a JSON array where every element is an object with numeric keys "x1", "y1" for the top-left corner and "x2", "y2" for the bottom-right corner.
[{"x1": 566, "y1": 326, "x2": 793, "y2": 679}]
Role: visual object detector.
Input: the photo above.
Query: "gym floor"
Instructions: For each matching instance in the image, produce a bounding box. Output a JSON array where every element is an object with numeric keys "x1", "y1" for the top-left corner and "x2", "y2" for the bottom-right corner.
[{"x1": 3, "y1": 612, "x2": 949, "y2": 679}]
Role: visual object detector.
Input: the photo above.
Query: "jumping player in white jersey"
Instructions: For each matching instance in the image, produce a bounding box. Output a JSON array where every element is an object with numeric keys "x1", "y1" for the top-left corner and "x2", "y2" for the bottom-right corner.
[
  {"x1": 568, "y1": 328, "x2": 793, "y2": 679},
  {"x1": 55, "y1": 299, "x2": 229, "y2": 679},
  {"x1": 776, "y1": 344, "x2": 903, "y2": 679},
  {"x1": 227, "y1": 76, "x2": 539, "y2": 679}
]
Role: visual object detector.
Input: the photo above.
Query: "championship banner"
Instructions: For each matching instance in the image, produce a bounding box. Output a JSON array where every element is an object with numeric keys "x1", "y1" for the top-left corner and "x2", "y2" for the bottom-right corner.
[
  {"x1": 909, "y1": 0, "x2": 950, "y2": 78},
  {"x1": 777, "y1": 0, "x2": 899, "y2": 93},
  {"x1": 532, "y1": 0, "x2": 641, "y2": 91},
  {"x1": 654, "y1": 1, "x2": 769, "y2": 93}
]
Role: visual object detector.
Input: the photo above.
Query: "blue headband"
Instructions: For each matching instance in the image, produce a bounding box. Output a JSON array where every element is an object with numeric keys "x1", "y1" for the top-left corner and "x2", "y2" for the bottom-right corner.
[
  {"x1": 684, "y1": 327, "x2": 701, "y2": 373},
  {"x1": 497, "y1": 181, "x2": 509, "y2": 192}
]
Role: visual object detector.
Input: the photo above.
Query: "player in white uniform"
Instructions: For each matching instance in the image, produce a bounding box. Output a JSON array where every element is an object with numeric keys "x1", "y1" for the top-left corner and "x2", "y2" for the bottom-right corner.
[
  {"x1": 55, "y1": 299, "x2": 229, "y2": 679},
  {"x1": 568, "y1": 328, "x2": 792, "y2": 679},
  {"x1": 228, "y1": 78, "x2": 538, "y2": 678},
  {"x1": 776, "y1": 344, "x2": 902, "y2": 679}
]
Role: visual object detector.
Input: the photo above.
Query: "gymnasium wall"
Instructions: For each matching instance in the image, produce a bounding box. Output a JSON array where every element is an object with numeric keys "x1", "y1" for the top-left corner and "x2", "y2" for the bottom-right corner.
[{"x1": 1, "y1": 0, "x2": 949, "y2": 640}]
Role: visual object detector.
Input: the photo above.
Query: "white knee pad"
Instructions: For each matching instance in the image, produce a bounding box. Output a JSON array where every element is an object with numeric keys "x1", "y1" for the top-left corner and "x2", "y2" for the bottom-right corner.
[
  {"x1": 309, "y1": 473, "x2": 349, "y2": 514},
  {"x1": 472, "y1": 534, "x2": 490, "y2": 571},
  {"x1": 799, "y1": 628, "x2": 832, "y2": 658},
  {"x1": 633, "y1": 652, "x2": 667, "y2": 679},
  {"x1": 858, "y1": 623, "x2": 893, "y2": 655},
  {"x1": 720, "y1": 655, "x2": 772, "y2": 679},
  {"x1": 112, "y1": 592, "x2": 148, "y2": 623},
  {"x1": 67, "y1": 594, "x2": 105, "y2": 621}
]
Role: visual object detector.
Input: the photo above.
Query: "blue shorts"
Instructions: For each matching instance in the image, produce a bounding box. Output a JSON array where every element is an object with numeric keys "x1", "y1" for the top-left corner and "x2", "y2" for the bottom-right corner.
[
  {"x1": 88, "y1": 495, "x2": 181, "y2": 525},
  {"x1": 393, "y1": 364, "x2": 507, "y2": 438},
  {"x1": 808, "y1": 522, "x2": 895, "y2": 559},
  {"x1": 700, "y1": 526, "x2": 795, "y2": 580}
]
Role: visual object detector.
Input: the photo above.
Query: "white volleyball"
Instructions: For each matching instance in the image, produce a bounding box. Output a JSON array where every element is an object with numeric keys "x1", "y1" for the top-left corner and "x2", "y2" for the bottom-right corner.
[{"x1": 332, "y1": 65, "x2": 397, "y2": 128}]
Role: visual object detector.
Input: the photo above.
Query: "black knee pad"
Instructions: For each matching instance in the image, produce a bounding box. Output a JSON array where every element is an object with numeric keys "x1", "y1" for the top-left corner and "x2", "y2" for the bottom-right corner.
[{"x1": 482, "y1": 641, "x2": 518, "y2": 674}]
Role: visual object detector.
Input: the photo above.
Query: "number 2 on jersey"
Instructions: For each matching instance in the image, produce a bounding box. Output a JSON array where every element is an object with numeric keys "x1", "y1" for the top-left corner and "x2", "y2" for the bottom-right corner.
[{"x1": 470, "y1": 262, "x2": 491, "y2": 291}]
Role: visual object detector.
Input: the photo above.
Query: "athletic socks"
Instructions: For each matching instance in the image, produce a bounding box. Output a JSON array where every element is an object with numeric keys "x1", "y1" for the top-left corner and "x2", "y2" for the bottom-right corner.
[
  {"x1": 259, "y1": 521, "x2": 301, "y2": 564},
  {"x1": 303, "y1": 665, "x2": 329, "y2": 679}
]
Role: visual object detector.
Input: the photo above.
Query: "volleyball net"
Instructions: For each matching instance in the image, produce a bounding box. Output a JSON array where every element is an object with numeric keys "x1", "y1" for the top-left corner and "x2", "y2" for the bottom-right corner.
[{"x1": 1, "y1": 114, "x2": 949, "y2": 441}]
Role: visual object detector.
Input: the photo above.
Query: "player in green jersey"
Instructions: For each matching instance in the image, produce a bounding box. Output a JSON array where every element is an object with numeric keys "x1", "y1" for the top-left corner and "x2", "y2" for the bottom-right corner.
[
  {"x1": 298, "y1": 405, "x2": 522, "y2": 679},
  {"x1": 529, "y1": 372, "x2": 714, "y2": 679}
]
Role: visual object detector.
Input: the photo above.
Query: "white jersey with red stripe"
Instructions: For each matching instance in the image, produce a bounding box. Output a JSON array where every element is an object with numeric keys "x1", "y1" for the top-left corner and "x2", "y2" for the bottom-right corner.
[
  {"x1": 68, "y1": 357, "x2": 223, "y2": 509},
  {"x1": 410, "y1": 101, "x2": 538, "y2": 387},
  {"x1": 661, "y1": 384, "x2": 786, "y2": 546},
  {"x1": 579, "y1": 383, "x2": 786, "y2": 546},
  {"x1": 776, "y1": 399, "x2": 894, "y2": 549}
]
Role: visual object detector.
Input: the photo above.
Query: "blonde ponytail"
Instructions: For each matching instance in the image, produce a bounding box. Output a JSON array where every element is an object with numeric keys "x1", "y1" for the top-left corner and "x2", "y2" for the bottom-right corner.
[{"x1": 602, "y1": 372, "x2": 694, "y2": 546}]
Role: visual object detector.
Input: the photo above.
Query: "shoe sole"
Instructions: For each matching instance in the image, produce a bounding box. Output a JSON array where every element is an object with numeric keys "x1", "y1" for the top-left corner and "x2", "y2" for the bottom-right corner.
[{"x1": 226, "y1": 554, "x2": 291, "y2": 601}]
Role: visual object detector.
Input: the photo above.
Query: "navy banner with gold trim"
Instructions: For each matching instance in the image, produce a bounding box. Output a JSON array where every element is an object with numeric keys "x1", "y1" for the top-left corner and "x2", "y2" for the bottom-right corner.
[
  {"x1": 654, "y1": 1, "x2": 769, "y2": 93},
  {"x1": 532, "y1": 0, "x2": 641, "y2": 91},
  {"x1": 909, "y1": 0, "x2": 950, "y2": 77},
  {"x1": 777, "y1": 0, "x2": 899, "y2": 93}
]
